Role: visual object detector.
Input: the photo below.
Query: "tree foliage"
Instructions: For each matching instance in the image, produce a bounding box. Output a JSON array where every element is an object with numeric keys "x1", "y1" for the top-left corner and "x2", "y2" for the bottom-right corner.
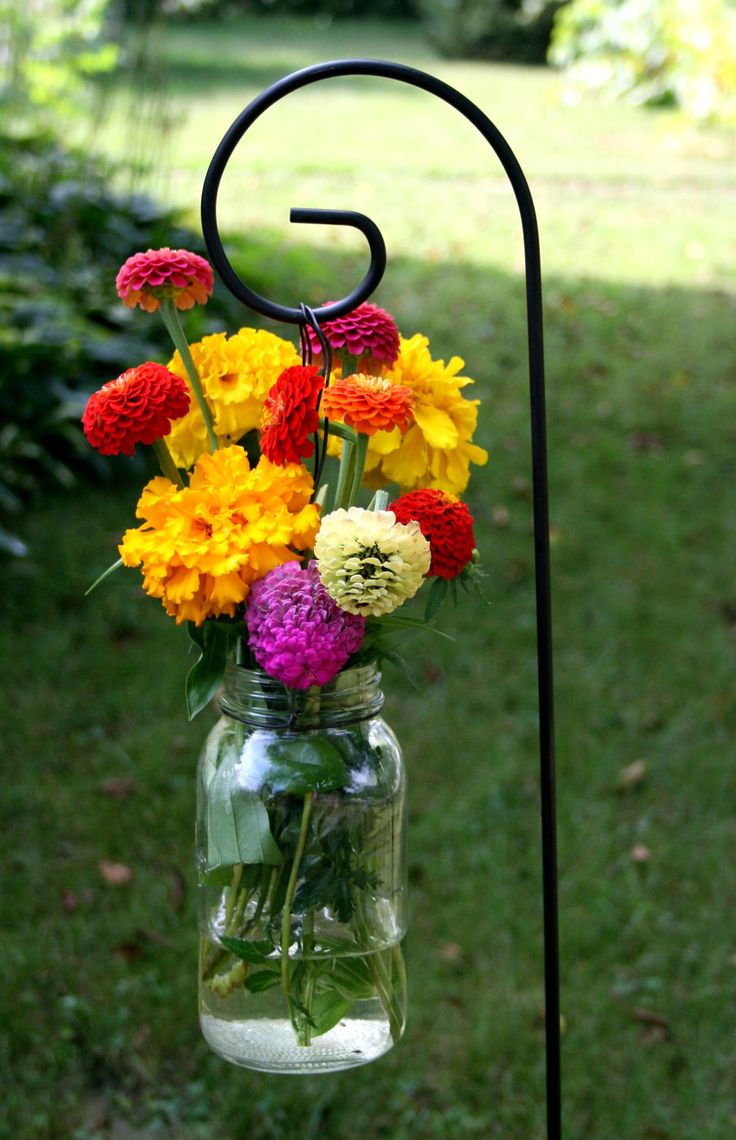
[
  {"x1": 415, "y1": 0, "x2": 564, "y2": 63},
  {"x1": 549, "y1": 0, "x2": 736, "y2": 124},
  {"x1": 0, "y1": 0, "x2": 118, "y2": 127}
]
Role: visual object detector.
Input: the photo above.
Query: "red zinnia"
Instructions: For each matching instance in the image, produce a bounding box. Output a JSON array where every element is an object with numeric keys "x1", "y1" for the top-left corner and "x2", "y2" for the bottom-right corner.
[
  {"x1": 306, "y1": 302, "x2": 400, "y2": 370},
  {"x1": 260, "y1": 364, "x2": 324, "y2": 466},
  {"x1": 82, "y1": 362, "x2": 191, "y2": 457},
  {"x1": 390, "y1": 488, "x2": 476, "y2": 579},
  {"x1": 115, "y1": 247, "x2": 214, "y2": 312}
]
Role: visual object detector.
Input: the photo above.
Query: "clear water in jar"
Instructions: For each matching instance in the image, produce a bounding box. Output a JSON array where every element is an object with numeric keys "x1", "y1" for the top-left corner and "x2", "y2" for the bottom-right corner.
[{"x1": 199, "y1": 938, "x2": 405, "y2": 1074}]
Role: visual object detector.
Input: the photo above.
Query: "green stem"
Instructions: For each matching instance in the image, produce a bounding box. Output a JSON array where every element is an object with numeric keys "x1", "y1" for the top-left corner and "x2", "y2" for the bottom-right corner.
[
  {"x1": 299, "y1": 910, "x2": 316, "y2": 1047},
  {"x1": 246, "y1": 865, "x2": 272, "y2": 932},
  {"x1": 280, "y1": 792, "x2": 314, "y2": 1005},
  {"x1": 152, "y1": 437, "x2": 184, "y2": 487},
  {"x1": 224, "y1": 864, "x2": 243, "y2": 930},
  {"x1": 352, "y1": 895, "x2": 406, "y2": 1045},
  {"x1": 160, "y1": 296, "x2": 218, "y2": 453},
  {"x1": 368, "y1": 946, "x2": 405, "y2": 1044},
  {"x1": 334, "y1": 437, "x2": 356, "y2": 511},
  {"x1": 347, "y1": 432, "x2": 369, "y2": 508},
  {"x1": 318, "y1": 417, "x2": 357, "y2": 445}
]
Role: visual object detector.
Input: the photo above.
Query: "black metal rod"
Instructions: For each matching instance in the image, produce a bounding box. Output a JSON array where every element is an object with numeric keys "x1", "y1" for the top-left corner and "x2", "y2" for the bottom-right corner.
[{"x1": 201, "y1": 58, "x2": 560, "y2": 1139}]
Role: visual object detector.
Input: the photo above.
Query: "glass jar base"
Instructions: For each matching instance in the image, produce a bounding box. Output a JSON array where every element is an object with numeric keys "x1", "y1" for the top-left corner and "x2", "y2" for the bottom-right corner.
[{"x1": 200, "y1": 1013, "x2": 396, "y2": 1073}]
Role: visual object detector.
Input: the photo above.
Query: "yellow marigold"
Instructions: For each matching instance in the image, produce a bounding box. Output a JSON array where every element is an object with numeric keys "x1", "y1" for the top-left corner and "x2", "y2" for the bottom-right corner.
[
  {"x1": 165, "y1": 327, "x2": 300, "y2": 468},
  {"x1": 119, "y1": 445, "x2": 319, "y2": 626},
  {"x1": 362, "y1": 333, "x2": 488, "y2": 496}
]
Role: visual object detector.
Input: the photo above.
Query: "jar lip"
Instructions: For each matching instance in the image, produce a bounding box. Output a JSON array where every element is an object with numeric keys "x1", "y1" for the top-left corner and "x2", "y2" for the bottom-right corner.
[
  {"x1": 228, "y1": 658, "x2": 380, "y2": 689},
  {"x1": 219, "y1": 658, "x2": 384, "y2": 728}
]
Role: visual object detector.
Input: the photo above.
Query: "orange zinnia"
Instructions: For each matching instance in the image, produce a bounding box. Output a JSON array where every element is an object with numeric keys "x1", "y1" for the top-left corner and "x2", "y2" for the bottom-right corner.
[{"x1": 321, "y1": 373, "x2": 414, "y2": 437}]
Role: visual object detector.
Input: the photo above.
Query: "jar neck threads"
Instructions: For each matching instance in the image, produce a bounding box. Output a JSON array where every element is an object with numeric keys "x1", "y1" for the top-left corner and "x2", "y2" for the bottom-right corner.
[{"x1": 219, "y1": 661, "x2": 384, "y2": 728}]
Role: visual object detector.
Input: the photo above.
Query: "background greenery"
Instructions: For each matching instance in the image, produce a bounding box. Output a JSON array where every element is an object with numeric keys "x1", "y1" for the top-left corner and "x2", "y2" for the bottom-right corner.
[{"x1": 1, "y1": 9, "x2": 735, "y2": 1140}]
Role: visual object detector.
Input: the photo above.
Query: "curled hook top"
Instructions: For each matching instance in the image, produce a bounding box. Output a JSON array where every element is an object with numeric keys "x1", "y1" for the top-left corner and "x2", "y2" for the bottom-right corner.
[
  {"x1": 200, "y1": 59, "x2": 558, "y2": 1140},
  {"x1": 200, "y1": 65, "x2": 393, "y2": 324},
  {"x1": 201, "y1": 57, "x2": 540, "y2": 329}
]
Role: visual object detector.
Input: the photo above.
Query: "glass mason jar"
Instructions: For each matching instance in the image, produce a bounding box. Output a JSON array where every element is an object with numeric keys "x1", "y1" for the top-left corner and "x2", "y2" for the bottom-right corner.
[{"x1": 196, "y1": 658, "x2": 407, "y2": 1074}]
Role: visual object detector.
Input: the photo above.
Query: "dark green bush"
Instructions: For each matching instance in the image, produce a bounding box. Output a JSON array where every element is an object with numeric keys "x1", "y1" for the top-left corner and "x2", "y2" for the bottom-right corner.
[
  {"x1": 120, "y1": 0, "x2": 418, "y2": 20},
  {"x1": 416, "y1": 0, "x2": 564, "y2": 63},
  {"x1": 0, "y1": 133, "x2": 201, "y2": 554}
]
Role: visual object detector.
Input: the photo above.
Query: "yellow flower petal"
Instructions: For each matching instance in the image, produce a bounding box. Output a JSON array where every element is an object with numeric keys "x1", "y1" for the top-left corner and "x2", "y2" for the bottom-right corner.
[
  {"x1": 119, "y1": 445, "x2": 320, "y2": 625},
  {"x1": 362, "y1": 333, "x2": 488, "y2": 494}
]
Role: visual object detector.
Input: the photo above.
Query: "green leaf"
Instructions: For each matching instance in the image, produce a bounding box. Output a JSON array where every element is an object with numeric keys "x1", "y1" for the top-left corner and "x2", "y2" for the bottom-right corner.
[
  {"x1": 185, "y1": 621, "x2": 229, "y2": 720},
  {"x1": 364, "y1": 612, "x2": 454, "y2": 639},
  {"x1": 243, "y1": 970, "x2": 282, "y2": 994},
  {"x1": 327, "y1": 956, "x2": 376, "y2": 1003},
  {"x1": 424, "y1": 576, "x2": 449, "y2": 622},
  {"x1": 264, "y1": 736, "x2": 348, "y2": 796},
  {"x1": 207, "y1": 754, "x2": 284, "y2": 871},
  {"x1": 84, "y1": 556, "x2": 123, "y2": 596},
  {"x1": 220, "y1": 935, "x2": 275, "y2": 964},
  {"x1": 309, "y1": 990, "x2": 354, "y2": 1038}
]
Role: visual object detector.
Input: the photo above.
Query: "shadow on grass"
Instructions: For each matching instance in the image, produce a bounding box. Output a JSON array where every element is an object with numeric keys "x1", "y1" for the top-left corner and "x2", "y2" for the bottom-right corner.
[
  {"x1": 110, "y1": 17, "x2": 434, "y2": 100},
  {"x1": 2, "y1": 233, "x2": 735, "y2": 1139}
]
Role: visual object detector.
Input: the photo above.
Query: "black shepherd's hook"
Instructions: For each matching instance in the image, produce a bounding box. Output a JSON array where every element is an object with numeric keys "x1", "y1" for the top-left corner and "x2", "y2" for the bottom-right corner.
[{"x1": 201, "y1": 58, "x2": 560, "y2": 1140}]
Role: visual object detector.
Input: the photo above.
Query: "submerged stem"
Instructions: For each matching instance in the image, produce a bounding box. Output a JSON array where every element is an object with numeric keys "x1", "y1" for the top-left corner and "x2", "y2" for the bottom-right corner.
[
  {"x1": 300, "y1": 910, "x2": 316, "y2": 1047},
  {"x1": 280, "y1": 792, "x2": 314, "y2": 1005}
]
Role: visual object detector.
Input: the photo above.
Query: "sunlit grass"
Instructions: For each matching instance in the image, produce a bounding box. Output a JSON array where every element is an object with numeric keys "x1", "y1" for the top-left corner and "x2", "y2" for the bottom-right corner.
[{"x1": 93, "y1": 15, "x2": 736, "y2": 291}]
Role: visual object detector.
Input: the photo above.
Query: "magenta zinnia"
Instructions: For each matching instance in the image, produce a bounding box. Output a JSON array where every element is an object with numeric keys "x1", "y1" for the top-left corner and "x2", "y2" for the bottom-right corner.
[
  {"x1": 116, "y1": 247, "x2": 214, "y2": 312},
  {"x1": 245, "y1": 562, "x2": 365, "y2": 689},
  {"x1": 306, "y1": 302, "x2": 400, "y2": 369},
  {"x1": 82, "y1": 362, "x2": 191, "y2": 457}
]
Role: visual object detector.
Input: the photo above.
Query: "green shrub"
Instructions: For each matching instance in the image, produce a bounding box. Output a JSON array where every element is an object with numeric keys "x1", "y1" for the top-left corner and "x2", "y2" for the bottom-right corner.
[
  {"x1": 549, "y1": 0, "x2": 736, "y2": 124},
  {"x1": 415, "y1": 0, "x2": 564, "y2": 63},
  {"x1": 121, "y1": 0, "x2": 419, "y2": 21},
  {"x1": 0, "y1": 0, "x2": 118, "y2": 127},
  {"x1": 0, "y1": 134, "x2": 197, "y2": 555}
]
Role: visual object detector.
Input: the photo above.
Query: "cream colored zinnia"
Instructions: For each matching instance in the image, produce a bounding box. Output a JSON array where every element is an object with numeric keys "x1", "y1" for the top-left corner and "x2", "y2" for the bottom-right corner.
[{"x1": 314, "y1": 507, "x2": 430, "y2": 617}]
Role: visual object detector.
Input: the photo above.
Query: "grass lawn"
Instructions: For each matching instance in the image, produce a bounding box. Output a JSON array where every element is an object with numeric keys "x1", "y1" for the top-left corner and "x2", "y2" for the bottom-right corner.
[{"x1": 3, "y1": 13, "x2": 736, "y2": 1140}]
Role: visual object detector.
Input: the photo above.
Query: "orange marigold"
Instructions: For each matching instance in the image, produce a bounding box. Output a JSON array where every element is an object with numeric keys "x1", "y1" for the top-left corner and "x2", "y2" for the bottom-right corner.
[
  {"x1": 118, "y1": 445, "x2": 320, "y2": 626},
  {"x1": 116, "y1": 247, "x2": 214, "y2": 312},
  {"x1": 260, "y1": 364, "x2": 324, "y2": 466},
  {"x1": 321, "y1": 373, "x2": 414, "y2": 436},
  {"x1": 82, "y1": 362, "x2": 190, "y2": 457}
]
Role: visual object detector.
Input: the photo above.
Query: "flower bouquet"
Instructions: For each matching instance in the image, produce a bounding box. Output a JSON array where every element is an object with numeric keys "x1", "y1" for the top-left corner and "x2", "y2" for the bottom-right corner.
[{"x1": 83, "y1": 247, "x2": 488, "y2": 1073}]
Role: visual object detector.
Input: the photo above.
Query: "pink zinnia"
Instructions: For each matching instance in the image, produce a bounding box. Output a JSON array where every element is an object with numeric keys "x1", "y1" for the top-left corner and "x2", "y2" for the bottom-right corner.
[
  {"x1": 245, "y1": 562, "x2": 365, "y2": 689},
  {"x1": 115, "y1": 247, "x2": 214, "y2": 312},
  {"x1": 306, "y1": 302, "x2": 400, "y2": 370},
  {"x1": 82, "y1": 362, "x2": 190, "y2": 457}
]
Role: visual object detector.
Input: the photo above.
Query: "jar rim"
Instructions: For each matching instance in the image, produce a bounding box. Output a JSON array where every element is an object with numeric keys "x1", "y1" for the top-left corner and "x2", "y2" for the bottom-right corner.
[{"x1": 219, "y1": 658, "x2": 384, "y2": 728}]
